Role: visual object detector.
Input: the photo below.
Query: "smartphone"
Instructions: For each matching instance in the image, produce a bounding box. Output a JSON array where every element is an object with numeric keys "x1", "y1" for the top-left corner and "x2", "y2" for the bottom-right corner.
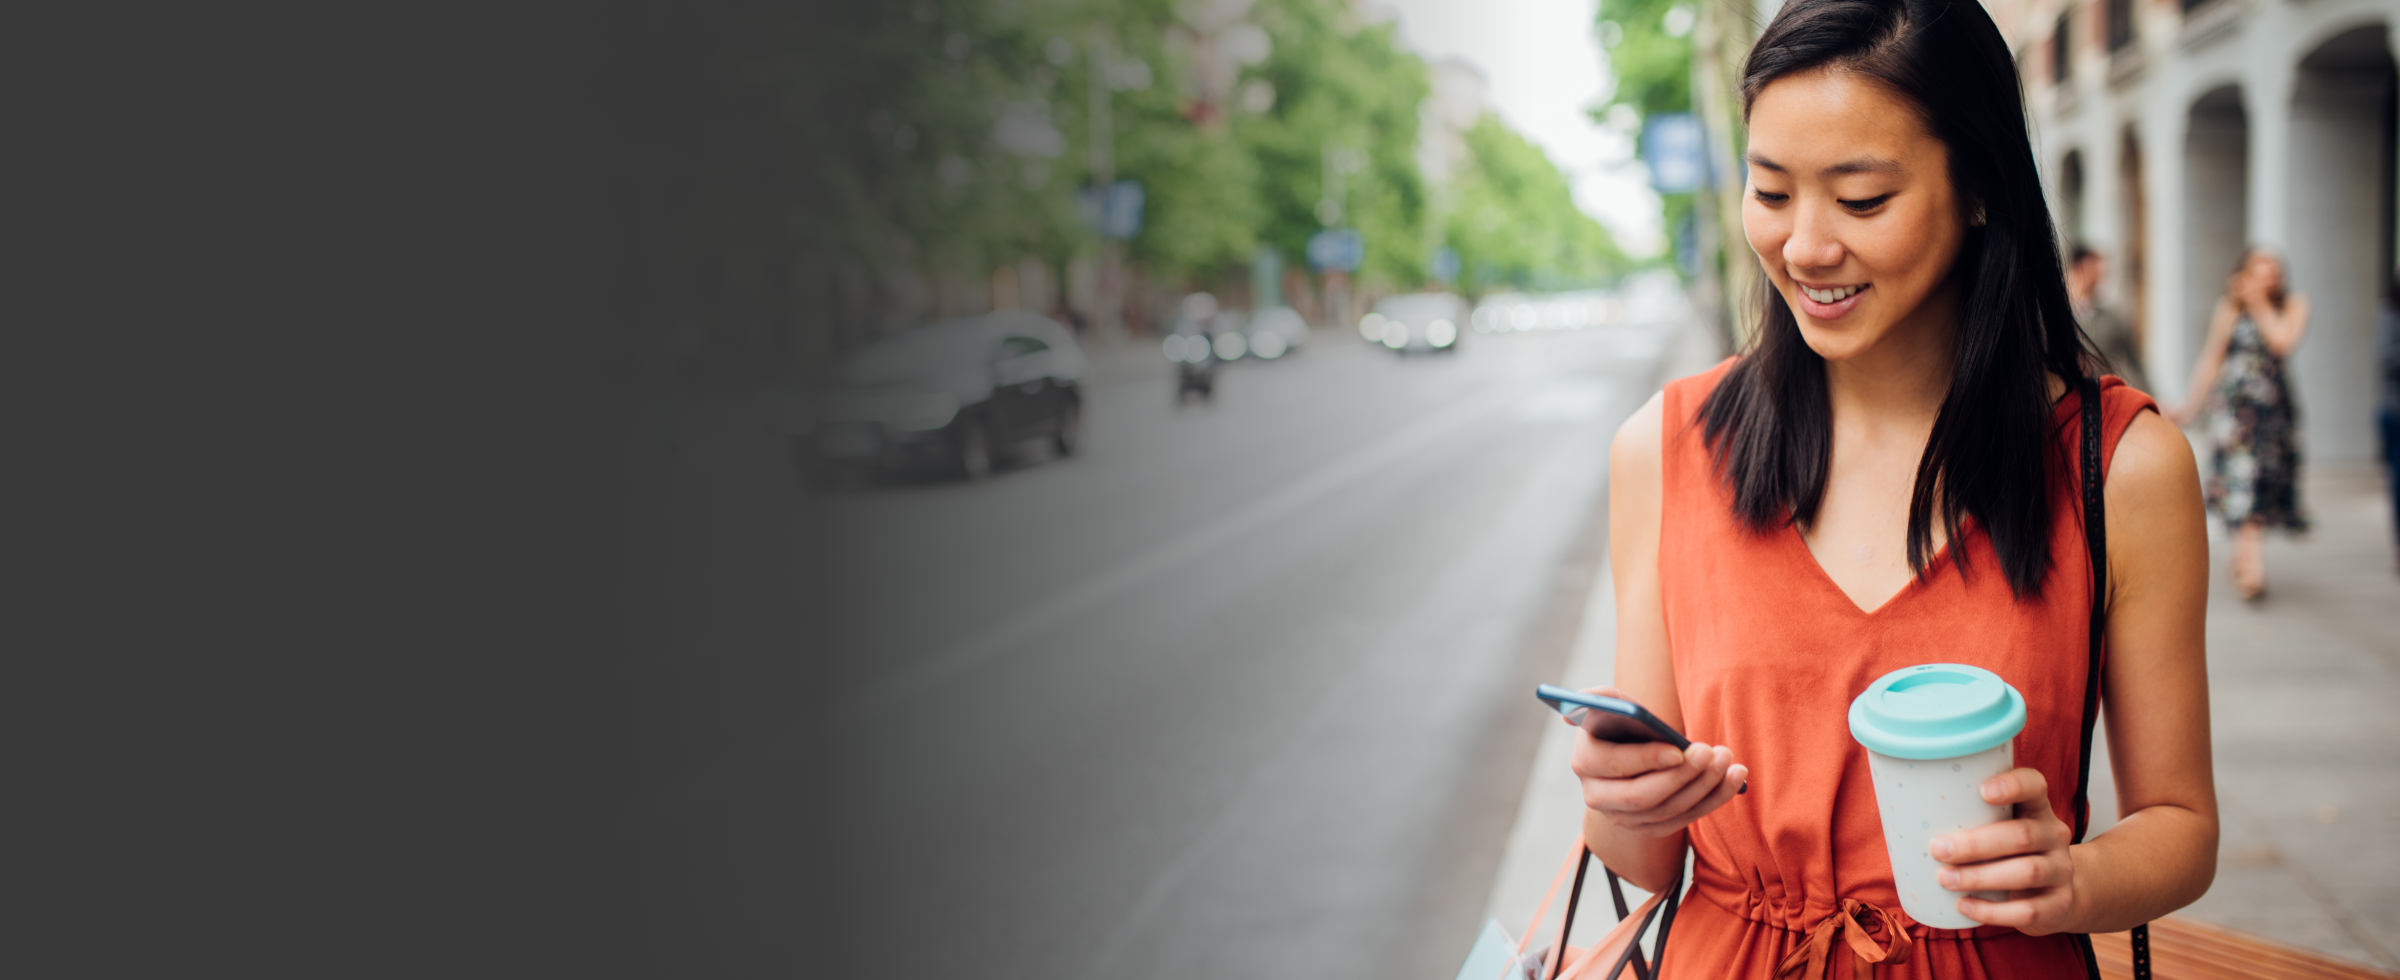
[{"x1": 1535, "y1": 684, "x2": 1690, "y2": 748}]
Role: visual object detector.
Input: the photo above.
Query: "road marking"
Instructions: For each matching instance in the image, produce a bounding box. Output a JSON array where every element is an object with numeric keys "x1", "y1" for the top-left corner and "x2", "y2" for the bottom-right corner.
[
  {"x1": 1076, "y1": 411, "x2": 1617, "y2": 980},
  {"x1": 832, "y1": 362, "x2": 1575, "y2": 724}
]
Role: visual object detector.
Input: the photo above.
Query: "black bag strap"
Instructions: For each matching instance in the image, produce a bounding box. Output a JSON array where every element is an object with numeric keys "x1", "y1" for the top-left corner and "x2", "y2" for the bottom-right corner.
[
  {"x1": 1547, "y1": 847, "x2": 1681, "y2": 980},
  {"x1": 2069, "y1": 377, "x2": 2150, "y2": 980}
]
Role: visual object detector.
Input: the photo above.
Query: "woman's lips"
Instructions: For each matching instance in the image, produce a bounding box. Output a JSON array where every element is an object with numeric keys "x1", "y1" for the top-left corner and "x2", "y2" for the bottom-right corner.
[{"x1": 1793, "y1": 282, "x2": 1869, "y2": 320}]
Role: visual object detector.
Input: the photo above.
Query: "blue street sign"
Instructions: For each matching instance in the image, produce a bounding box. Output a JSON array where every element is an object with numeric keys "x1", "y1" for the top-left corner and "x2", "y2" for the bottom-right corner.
[
  {"x1": 1430, "y1": 246, "x2": 1461, "y2": 284},
  {"x1": 1076, "y1": 180, "x2": 1146, "y2": 240},
  {"x1": 1306, "y1": 228, "x2": 1364, "y2": 272},
  {"x1": 1643, "y1": 113, "x2": 1708, "y2": 194}
]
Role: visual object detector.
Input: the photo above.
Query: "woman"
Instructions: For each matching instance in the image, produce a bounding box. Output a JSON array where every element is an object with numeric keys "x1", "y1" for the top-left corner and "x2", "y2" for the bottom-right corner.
[
  {"x1": 2169, "y1": 248, "x2": 2311, "y2": 598},
  {"x1": 1567, "y1": 0, "x2": 2218, "y2": 976}
]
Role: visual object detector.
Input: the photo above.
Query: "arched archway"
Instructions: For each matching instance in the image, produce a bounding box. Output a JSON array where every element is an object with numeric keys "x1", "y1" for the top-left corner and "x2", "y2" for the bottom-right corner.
[
  {"x1": 2287, "y1": 22, "x2": 2395, "y2": 459},
  {"x1": 2183, "y1": 84, "x2": 2248, "y2": 388}
]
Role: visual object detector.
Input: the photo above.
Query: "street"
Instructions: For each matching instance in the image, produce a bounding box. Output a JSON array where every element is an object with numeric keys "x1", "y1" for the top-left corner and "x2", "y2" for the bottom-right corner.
[{"x1": 815, "y1": 286, "x2": 1698, "y2": 979}]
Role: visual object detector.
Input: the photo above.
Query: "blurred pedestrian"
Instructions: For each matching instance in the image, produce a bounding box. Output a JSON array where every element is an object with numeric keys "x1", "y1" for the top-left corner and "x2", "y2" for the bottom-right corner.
[
  {"x1": 2378, "y1": 272, "x2": 2400, "y2": 569},
  {"x1": 2068, "y1": 243, "x2": 2147, "y2": 391},
  {"x1": 2169, "y1": 246, "x2": 2311, "y2": 599},
  {"x1": 1568, "y1": 0, "x2": 2217, "y2": 975}
]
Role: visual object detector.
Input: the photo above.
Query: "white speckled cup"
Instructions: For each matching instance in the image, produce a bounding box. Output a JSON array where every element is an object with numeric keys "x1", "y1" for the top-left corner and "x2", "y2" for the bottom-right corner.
[
  {"x1": 1863, "y1": 743, "x2": 2014, "y2": 928},
  {"x1": 1849, "y1": 664, "x2": 2028, "y2": 930}
]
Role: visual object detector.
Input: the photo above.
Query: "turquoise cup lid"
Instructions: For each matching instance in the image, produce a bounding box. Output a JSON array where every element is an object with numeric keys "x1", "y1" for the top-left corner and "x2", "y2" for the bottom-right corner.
[{"x1": 1848, "y1": 664, "x2": 2026, "y2": 760}]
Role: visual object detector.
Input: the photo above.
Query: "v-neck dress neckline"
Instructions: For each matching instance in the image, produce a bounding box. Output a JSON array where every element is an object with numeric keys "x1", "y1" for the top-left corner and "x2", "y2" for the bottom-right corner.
[{"x1": 1783, "y1": 521, "x2": 1967, "y2": 619}]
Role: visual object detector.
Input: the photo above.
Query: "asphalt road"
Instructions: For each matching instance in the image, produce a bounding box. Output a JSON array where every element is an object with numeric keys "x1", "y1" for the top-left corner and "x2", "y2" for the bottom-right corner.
[{"x1": 816, "y1": 294, "x2": 1691, "y2": 979}]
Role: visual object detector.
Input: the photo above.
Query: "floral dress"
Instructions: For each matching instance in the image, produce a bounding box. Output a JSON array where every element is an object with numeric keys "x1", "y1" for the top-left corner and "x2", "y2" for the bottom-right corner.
[{"x1": 2205, "y1": 315, "x2": 2308, "y2": 532}]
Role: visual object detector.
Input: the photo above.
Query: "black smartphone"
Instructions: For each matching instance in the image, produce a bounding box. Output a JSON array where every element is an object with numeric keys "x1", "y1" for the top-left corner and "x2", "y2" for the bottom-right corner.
[{"x1": 1535, "y1": 684, "x2": 1690, "y2": 748}]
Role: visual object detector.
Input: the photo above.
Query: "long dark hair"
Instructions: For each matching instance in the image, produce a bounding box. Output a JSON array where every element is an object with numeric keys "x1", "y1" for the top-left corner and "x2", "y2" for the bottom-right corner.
[{"x1": 1698, "y1": 0, "x2": 2097, "y2": 599}]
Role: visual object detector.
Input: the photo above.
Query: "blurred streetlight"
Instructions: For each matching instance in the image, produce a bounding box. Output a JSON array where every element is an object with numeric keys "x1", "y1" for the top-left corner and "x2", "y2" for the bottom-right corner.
[
  {"x1": 1317, "y1": 143, "x2": 1368, "y2": 228},
  {"x1": 1082, "y1": 34, "x2": 1153, "y2": 343},
  {"x1": 1315, "y1": 143, "x2": 1369, "y2": 331}
]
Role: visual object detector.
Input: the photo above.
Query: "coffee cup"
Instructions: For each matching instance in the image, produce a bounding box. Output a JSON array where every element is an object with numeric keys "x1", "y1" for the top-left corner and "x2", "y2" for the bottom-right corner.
[{"x1": 1847, "y1": 663, "x2": 2027, "y2": 929}]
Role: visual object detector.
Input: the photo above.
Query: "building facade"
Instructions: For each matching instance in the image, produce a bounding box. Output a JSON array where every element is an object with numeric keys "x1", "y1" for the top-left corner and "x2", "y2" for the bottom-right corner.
[{"x1": 1991, "y1": 0, "x2": 2397, "y2": 459}]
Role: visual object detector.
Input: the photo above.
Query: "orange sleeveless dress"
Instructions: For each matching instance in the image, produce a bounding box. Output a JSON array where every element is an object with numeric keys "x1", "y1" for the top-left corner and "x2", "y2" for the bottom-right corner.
[{"x1": 1653, "y1": 361, "x2": 2155, "y2": 978}]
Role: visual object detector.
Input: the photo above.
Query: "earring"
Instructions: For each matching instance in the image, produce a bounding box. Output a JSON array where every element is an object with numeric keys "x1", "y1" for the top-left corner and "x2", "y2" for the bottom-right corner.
[{"x1": 1970, "y1": 204, "x2": 1987, "y2": 227}]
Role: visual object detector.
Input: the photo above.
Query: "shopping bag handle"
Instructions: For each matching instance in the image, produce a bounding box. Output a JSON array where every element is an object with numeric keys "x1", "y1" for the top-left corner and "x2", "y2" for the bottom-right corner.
[{"x1": 1514, "y1": 838, "x2": 1681, "y2": 980}]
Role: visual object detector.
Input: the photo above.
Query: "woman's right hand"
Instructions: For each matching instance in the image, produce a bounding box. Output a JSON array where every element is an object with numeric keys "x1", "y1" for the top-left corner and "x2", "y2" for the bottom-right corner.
[{"x1": 1567, "y1": 686, "x2": 1747, "y2": 839}]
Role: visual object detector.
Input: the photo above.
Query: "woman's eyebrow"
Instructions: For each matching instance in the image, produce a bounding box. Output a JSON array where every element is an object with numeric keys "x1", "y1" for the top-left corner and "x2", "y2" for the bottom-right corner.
[
  {"x1": 1822, "y1": 156, "x2": 1904, "y2": 176},
  {"x1": 1744, "y1": 152, "x2": 1905, "y2": 177}
]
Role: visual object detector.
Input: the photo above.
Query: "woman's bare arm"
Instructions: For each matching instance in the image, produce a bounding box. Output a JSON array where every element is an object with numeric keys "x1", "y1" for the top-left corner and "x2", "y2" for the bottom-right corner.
[
  {"x1": 2081, "y1": 409, "x2": 2219, "y2": 929},
  {"x1": 1572, "y1": 391, "x2": 1742, "y2": 894},
  {"x1": 1932, "y1": 409, "x2": 2216, "y2": 934},
  {"x1": 2252, "y1": 293, "x2": 2310, "y2": 358}
]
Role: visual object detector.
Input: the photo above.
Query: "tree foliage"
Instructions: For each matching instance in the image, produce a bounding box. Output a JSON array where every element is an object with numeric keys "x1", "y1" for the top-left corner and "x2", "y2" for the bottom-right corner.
[
  {"x1": 1443, "y1": 117, "x2": 1627, "y2": 293},
  {"x1": 1594, "y1": 0, "x2": 1698, "y2": 275},
  {"x1": 652, "y1": 0, "x2": 1635, "y2": 371},
  {"x1": 1597, "y1": 0, "x2": 1693, "y2": 121}
]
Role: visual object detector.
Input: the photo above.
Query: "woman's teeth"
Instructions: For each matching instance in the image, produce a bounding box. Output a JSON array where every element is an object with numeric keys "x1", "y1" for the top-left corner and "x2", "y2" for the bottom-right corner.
[{"x1": 1803, "y1": 284, "x2": 1862, "y2": 303}]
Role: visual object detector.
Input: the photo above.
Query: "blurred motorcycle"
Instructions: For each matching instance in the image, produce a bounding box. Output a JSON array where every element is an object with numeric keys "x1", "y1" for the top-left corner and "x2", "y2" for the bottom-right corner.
[{"x1": 1165, "y1": 293, "x2": 1223, "y2": 403}]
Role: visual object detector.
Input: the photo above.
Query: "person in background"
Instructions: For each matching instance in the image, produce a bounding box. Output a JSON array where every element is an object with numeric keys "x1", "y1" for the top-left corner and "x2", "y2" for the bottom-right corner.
[
  {"x1": 2170, "y1": 246, "x2": 2310, "y2": 600},
  {"x1": 2069, "y1": 243, "x2": 2147, "y2": 391},
  {"x1": 2378, "y1": 273, "x2": 2399, "y2": 570}
]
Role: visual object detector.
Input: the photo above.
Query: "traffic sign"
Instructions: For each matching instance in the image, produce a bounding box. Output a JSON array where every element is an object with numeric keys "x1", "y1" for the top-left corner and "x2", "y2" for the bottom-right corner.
[
  {"x1": 1643, "y1": 113, "x2": 1708, "y2": 193},
  {"x1": 1076, "y1": 180, "x2": 1146, "y2": 240},
  {"x1": 1306, "y1": 228, "x2": 1364, "y2": 272},
  {"x1": 1430, "y1": 246, "x2": 1460, "y2": 284}
]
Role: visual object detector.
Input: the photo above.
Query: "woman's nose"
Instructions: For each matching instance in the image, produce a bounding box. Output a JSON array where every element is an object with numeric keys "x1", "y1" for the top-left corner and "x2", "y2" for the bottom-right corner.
[{"x1": 1783, "y1": 206, "x2": 1845, "y2": 271}]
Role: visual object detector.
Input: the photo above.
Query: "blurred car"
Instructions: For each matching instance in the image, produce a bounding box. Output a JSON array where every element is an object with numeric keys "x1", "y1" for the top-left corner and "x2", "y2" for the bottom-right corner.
[
  {"x1": 798, "y1": 310, "x2": 1086, "y2": 481},
  {"x1": 1471, "y1": 292, "x2": 1534, "y2": 334},
  {"x1": 1245, "y1": 306, "x2": 1309, "y2": 359},
  {"x1": 1471, "y1": 290, "x2": 1625, "y2": 334},
  {"x1": 1360, "y1": 292, "x2": 1466, "y2": 354}
]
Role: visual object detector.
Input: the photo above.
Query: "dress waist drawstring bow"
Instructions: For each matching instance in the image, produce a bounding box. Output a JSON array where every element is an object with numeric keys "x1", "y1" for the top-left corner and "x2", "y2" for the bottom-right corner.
[{"x1": 1772, "y1": 899, "x2": 1912, "y2": 980}]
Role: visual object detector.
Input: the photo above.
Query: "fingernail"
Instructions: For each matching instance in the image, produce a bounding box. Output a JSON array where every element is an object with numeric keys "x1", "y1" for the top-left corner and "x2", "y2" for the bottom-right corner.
[
  {"x1": 1937, "y1": 870, "x2": 1959, "y2": 888},
  {"x1": 1928, "y1": 838, "x2": 1953, "y2": 860},
  {"x1": 1659, "y1": 750, "x2": 1681, "y2": 766}
]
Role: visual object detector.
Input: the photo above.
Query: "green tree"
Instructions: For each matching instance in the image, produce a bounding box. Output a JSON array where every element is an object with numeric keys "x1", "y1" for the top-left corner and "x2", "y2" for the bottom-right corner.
[
  {"x1": 656, "y1": 0, "x2": 1633, "y2": 376},
  {"x1": 1597, "y1": 0, "x2": 1693, "y2": 121},
  {"x1": 1594, "y1": 0, "x2": 1698, "y2": 275},
  {"x1": 1442, "y1": 116, "x2": 1628, "y2": 294},
  {"x1": 1230, "y1": 0, "x2": 1430, "y2": 287}
]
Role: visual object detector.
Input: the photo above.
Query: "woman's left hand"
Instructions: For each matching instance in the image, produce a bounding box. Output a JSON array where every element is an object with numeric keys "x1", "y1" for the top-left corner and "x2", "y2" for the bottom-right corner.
[{"x1": 1928, "y1": 768, "x2": 2078, "y2": 935}]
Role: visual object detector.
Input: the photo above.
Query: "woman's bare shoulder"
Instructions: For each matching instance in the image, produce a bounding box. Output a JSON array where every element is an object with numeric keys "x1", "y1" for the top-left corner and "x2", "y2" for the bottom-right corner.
[
  {"x1": 2106, "y1": 409, "x2": 2201, "y2": 510},
  {"x1": 1612, "y1": 391, "x2": 1667, "y2": 469}
]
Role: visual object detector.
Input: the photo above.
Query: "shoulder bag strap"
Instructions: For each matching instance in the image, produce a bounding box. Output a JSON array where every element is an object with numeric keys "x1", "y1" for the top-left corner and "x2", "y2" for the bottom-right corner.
[{"x1": 2070, "y1": 377, "x2": 2151, "y2": 980}]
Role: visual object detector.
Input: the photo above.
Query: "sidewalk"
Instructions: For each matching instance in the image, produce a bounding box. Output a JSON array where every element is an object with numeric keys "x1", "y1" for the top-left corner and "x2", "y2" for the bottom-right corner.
[
  {"x1": 2158, "y1": 455, "x2": 2400, "y2": 969},
  {"x1": 1478, "y1": 416, "x2": 2400, "y2": 969}
]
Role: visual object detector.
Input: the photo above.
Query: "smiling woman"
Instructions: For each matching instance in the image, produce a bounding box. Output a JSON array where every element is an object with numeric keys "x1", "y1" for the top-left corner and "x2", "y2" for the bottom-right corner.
[{"x1": 1563, "y1": 0, "x2": 2219, "y2": 977}]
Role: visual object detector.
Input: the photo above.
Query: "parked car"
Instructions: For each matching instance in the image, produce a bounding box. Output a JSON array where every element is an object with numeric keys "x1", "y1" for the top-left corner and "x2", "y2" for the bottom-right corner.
[
  {"x1": 798, "y1": 310, "x2": 1086, "y2": 481},
  {"x1": 1361, "y1": 292, "x2": 1466, "y2": 354}
]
